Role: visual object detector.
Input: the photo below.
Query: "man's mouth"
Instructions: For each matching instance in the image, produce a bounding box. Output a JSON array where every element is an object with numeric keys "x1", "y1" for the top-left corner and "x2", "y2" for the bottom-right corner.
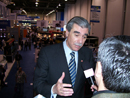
[{"x1": 74, "y1": 43, "x2": 82, "y2": 46}]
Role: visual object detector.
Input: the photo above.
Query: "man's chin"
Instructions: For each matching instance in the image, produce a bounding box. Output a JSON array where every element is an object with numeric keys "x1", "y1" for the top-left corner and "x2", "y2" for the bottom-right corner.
[{"x1": 73, "y1": 47, "x2": 81, "y2": 51}]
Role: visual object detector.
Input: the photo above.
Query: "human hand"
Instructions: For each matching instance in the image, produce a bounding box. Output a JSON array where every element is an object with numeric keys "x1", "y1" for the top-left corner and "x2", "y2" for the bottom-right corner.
[
  {"x1": 53, "y1": 72, "x2": 74, "y2": 96},
  {"x1": 90, "y1": 85, "x2": 98, "y2": 92}
]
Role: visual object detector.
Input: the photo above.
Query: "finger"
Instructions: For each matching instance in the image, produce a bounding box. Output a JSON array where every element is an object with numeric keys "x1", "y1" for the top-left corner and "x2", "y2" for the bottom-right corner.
[
  {"x1": 93, "y1": 85, "x2": 98, "y2": 90},
  {"x1": 60, "y1": 92, "x2": 73, "y2": 96},
  {"x1": 58, "y1": 72, "x2": 65, "y2": 83},
  {"x1": 91, "y1": 85, "x2": 98, "y2": 91},
  {"x1": 61, "y1": 88, "x2": 74, "y2": 93},
  {"x1": 60, "y1": 93, "x2": 73, "y2": 97},
  {"x1": 53, "y1": 72, "x2": 65, "y2": 94},
  {"x1": 90, "y1": 85, "x2": 94, "y2": 91},
  {"x1": 60, "y1": 88, "x2": 74, "y2": 96},
  {"x1": 62, "y1": 83, "x2": 72, "y2": 88}
]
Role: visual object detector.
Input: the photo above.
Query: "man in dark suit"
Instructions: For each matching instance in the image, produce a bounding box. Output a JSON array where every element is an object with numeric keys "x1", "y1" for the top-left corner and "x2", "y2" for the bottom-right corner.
[{"x1": 33, "y1": 16, "x2": 95, "y2": 98}]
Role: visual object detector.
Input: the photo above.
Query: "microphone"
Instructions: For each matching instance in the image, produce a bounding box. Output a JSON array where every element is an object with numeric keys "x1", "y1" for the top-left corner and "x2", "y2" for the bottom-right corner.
[{"x1": 81, "y1": 60, "x2": 97, "y2": 92}]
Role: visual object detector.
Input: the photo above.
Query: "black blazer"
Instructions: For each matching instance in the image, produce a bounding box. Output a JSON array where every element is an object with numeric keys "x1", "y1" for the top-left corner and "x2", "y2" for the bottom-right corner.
[{"x1": 33, "y1": 42, "x2": 95, "y2": 98}]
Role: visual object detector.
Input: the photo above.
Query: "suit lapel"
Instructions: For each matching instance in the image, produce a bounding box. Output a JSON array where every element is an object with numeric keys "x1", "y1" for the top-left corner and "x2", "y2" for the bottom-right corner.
[
  {"x1": 74, "y1": 50, "x2": 85, "y2": 91},
  {"x1": 55, "y1": 43, "x2": 72, "y2": 84}
]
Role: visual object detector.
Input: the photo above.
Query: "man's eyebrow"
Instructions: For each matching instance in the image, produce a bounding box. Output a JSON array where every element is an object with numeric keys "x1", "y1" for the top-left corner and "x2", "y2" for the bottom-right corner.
[
  {"x1": 74, "y1": 31, "x2": 88, "y2": 36},
  {"x1": 74, "y1": 31, "x2": 80, "y2": 34}
]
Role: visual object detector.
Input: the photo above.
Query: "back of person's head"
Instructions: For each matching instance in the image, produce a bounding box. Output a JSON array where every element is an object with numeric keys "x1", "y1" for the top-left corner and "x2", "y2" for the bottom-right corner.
[
  {"x1": 66, "y1": 16, "x2": 91, "y2": 33},
  {"x1": 97, "y1": 35, "x2": 130, "y2": 93}
]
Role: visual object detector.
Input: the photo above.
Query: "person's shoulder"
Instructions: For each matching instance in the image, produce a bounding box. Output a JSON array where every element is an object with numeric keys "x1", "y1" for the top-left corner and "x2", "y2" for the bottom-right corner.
[
  {"x1": 41, "y1": 43, "x2": 62, "y2": 51},
  {"x1": 92, "y1": 93, "x2": 110, "y2": 98},
  {"x1": 39, "y1": 43, "x2": 63, "y2": 56},
  {"x1": 92, "y1": 93, "x2": 130, "y2": 98}
]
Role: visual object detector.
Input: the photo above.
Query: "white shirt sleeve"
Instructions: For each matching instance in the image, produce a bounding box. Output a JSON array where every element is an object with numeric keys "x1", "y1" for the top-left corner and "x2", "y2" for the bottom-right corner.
[
  {"x1": 34, "y1": 94, "x2": 46, "y2": 98},
  {"x1": 50, "y1": 84, "x2": 57, "y2": 98}
]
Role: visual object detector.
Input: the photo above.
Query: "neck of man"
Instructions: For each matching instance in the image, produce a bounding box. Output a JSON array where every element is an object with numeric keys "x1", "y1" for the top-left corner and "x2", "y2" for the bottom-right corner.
[{"x1": 97, "y1": 80, "x2": 108, "y2": 91}]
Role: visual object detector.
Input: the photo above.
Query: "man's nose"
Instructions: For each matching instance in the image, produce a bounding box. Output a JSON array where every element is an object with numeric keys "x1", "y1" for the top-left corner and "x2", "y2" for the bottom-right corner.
[{"x1": 78, "y1": 36, "x2": 83, "y2": 43}]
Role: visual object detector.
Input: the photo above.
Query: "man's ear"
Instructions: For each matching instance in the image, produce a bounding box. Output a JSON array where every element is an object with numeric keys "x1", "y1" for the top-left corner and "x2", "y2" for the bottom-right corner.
[
  {"x1": 95, "y1": 61, "x2": 102, "y2": 78},
  {"x1": 65, "y1": 29, "x2": 69, "y2": 37},
  {"x1": 95, "y1": 62, "x2": 107, "y2": 90}
]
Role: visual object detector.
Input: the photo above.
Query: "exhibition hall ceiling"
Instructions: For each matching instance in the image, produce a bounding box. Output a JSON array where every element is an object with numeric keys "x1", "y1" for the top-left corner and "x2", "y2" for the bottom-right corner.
[{"x1": 5, "y1": 0, "x2": 76, "y2": 15}]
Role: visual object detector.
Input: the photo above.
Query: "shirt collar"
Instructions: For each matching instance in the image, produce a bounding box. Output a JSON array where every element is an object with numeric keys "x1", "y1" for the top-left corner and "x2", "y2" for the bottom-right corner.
[{"x1": 93, "y1": 90, "x2": 116, "y2": 97}]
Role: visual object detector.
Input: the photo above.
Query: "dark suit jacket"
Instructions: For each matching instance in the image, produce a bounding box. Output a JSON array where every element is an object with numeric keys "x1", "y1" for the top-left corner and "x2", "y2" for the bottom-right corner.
[{"x1": 33, "y1": 42, "x2": 95, "y2": 98}]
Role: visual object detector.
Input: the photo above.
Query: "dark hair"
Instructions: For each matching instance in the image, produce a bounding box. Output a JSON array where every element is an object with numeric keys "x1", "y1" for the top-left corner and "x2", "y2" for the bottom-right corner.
[
  {"x1": 98, "y1": 35, "x2": 130, "y2": 93},
  {"x1": 66, "y1": 16, "x2": 91, "y2": 34}
]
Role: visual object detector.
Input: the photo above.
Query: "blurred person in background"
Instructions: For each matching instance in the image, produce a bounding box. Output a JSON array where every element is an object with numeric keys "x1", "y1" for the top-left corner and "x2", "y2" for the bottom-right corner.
[{"x1": 15, "y1": 67, "x2": 27, "y2": 97}]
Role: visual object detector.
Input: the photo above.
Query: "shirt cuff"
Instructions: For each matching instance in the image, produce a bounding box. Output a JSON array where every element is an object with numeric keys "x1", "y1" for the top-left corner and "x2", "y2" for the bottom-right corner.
[{"x1": 50, "y1": 84, "x2": 57, "y2": 98}]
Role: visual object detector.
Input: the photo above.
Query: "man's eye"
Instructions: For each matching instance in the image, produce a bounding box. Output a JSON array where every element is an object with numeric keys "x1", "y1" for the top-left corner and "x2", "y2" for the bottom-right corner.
[
  {"x1": 83, "y1": 36, "x2": 87, "y2": 39},
  {"x1": 75, "y1": 34, "x2": 79, "y2": 36}
]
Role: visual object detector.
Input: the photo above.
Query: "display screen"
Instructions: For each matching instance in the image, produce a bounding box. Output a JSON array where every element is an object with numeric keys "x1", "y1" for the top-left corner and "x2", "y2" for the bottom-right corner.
[
  {"x1": 56, "y1": 27, "x2": 61, "y2": 31},
  {"x1": 43, "y1": 28, "x2": 47, "y2": 32}
]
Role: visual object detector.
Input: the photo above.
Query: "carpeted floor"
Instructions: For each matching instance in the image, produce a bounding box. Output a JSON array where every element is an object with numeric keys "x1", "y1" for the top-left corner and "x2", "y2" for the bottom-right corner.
[{"x1": 0, "y1": 44, "x2": 36, "y2": 98}]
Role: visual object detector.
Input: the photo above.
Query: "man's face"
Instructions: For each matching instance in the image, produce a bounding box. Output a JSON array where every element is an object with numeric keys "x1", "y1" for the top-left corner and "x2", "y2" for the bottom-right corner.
[{"x1": 66, "y1": 24, "x2": 88, "y2": 51}]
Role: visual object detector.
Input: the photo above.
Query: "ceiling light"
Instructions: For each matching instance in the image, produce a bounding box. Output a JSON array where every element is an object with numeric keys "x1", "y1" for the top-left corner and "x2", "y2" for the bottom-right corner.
[
  {"x1": 65, "y1": 0, "x2": 67, "y2": 1},
  {"x1": 22, "y1": 10, "x2": 27, "y2": 15},
  {"x1": 46, "y1": 10, "x2": 55, "y2": 16},
  {"x1": 13, "y1": 3, "x2": 15, "y2": 6},
  {"x1": 35, "y1": 2, "x2": 38, "y2": 5},
  {"x1": 59, "y1": 4, "x2": 61, "y2": 6},
  {"x1": 57, "y1": 6, "x2": 58, "y2": 8}
]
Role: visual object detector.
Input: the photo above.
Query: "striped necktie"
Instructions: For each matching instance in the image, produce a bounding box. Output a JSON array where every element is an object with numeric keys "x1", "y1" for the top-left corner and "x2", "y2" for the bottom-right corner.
[{"x1": 69, "y1": 52, "x2": 76, "y2": 88}]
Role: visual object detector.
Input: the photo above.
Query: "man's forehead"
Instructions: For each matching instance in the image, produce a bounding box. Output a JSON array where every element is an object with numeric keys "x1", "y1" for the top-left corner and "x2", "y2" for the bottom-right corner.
[{"x1": 73, "y1": 31, "x2": 88, "y2": 36}]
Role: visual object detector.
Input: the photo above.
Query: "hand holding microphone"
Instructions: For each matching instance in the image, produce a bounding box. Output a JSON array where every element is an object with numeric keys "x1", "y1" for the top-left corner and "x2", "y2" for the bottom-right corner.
[{"x1": 81, "y1": 61, "x2": 97, "y2": 93}]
